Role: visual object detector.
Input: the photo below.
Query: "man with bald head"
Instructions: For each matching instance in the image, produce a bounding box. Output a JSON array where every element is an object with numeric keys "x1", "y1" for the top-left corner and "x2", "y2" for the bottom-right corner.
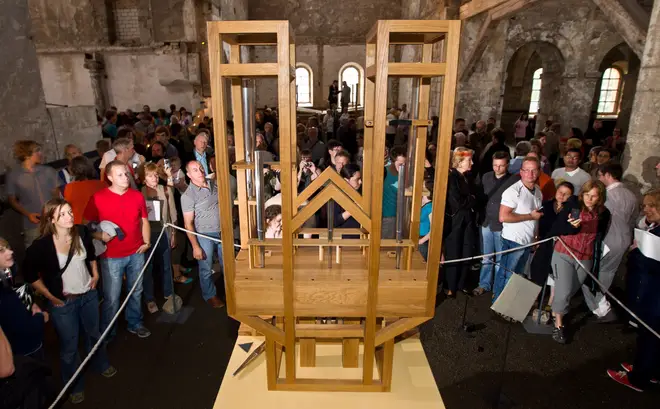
[{"x1": 181, "y1": 160, "x2": 225, "y2": 308}]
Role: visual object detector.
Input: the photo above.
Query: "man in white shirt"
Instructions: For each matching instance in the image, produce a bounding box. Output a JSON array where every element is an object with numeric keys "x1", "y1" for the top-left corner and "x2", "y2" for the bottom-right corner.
[
  {"x1": 99, "y1": 129, "x2": 144, "y2": 180},
  {"x1": 551, "y1": 148, "x2": 591, "y2": 194},
  {"x1": 492, "y1": 156, "x2": 543, "y2": 302}
]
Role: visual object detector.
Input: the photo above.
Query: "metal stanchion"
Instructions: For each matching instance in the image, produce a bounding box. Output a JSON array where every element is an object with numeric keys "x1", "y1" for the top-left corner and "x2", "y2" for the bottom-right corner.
[
  {"x1": 242, "y1": 79, "x2": 256, "y2": 198},
  {"x1": 395, "y1": 164, "x2": 405, "y2": 269},
  {"x1": 327, "y1": 200, "x2": 334, "y2": 269},
  {"x1": 254, "y1": 150, "x2": 265, "y2": 267}
]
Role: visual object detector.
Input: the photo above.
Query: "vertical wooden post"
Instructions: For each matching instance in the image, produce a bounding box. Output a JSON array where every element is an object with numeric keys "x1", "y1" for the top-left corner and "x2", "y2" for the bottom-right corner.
[
  {"x1": 363, "y1": 20, "x2": 391, "y2": 385},
  {"x1": 299, "y1": 318, "x2": 316, "y2": 367},
  {"x1": 207, "y1": 27, "x2": 237, "y2": 315},
  {"x1": 342, "y1": 318, "x2": 360, "y2": 368},
  {"x1": 265, "y1": 338, "x2": 278, "y2": 389},
  {"x1": 406, "y1": 42, "x2": 433, "y2": 270},
  {"x1": 425, "y1": 21, "x2": 461, "y2": 316},
  {"x1": 362, "y1": 42, "x2": 377, "y2": 216},
  {"x1": 276, "y1": 22, "x2": 297, "y2": 384}
]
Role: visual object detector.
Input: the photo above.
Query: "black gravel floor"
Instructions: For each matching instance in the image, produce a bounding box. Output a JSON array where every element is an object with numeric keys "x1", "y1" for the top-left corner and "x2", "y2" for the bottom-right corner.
[{"x1": 46, "y1": 271, "x2": 658, "y2": 409}]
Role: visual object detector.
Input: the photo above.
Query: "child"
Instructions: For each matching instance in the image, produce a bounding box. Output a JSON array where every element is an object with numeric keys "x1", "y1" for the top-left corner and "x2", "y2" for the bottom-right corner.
[
  {"x1": 265, "y1": 205, "x2": 283, "y2": 239},
  {"x1": 418, "y1": 177, "x2": 434, "y2": 262}
]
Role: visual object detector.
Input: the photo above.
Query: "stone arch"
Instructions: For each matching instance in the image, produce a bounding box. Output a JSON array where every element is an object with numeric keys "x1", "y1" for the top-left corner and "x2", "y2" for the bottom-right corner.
[{"x1": 501, "y1": 40, "x2": 565, "y2": 136}]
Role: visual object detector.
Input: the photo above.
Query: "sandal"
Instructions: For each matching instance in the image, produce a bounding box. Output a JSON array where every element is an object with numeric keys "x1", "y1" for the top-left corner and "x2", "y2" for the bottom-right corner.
[
  {"x1": 472, "y1": 287, "x2": 486, "y2": 296},
  {"x1": 174, "y1": 275, "x2": 193, "y2": 284}
]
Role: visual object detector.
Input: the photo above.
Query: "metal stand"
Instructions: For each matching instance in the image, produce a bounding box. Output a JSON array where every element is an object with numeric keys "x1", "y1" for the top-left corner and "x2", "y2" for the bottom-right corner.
[{"x1": 522, "y1": 265, "x2": 553, "y2": 335}]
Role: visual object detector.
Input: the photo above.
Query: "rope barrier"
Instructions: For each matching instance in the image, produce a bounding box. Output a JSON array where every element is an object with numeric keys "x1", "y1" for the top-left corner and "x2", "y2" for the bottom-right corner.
[
  {"x1": 45, "y1": 226, "x2": 659, "y2": 406},
  {"x1": 48, "y1": 226, "x2": 166, "y2": 409}
]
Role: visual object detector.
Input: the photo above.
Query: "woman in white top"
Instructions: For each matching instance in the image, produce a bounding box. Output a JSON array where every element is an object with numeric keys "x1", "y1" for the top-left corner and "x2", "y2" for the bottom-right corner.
[
  {"x1": 140, "y1": 163, "x2": 181, "y2": 314},
  {"x1": 24, "y1": 199, "x2": 116, "y2": 404}
]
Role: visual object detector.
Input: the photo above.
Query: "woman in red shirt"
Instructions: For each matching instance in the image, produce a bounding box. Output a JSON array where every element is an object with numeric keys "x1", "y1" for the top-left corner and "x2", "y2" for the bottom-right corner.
[
  {"x1": 63, "y1": 156, "x2": 107, "y2": 225},
  {"x1": 550, "y1": 180, "x2": 611, "y2": 344}
]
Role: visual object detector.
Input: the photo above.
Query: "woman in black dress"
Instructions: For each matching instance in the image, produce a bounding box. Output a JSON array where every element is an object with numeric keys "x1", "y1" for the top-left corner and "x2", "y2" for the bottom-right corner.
[{"x1": 443, "y1": 147, "x2": 478, "y2": 297}]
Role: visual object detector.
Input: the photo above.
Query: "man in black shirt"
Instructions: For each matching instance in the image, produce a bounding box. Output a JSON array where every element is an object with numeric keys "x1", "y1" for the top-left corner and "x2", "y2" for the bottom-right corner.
[{"x1": 474, "y1": 152, "x2": 518, "y2": 296}]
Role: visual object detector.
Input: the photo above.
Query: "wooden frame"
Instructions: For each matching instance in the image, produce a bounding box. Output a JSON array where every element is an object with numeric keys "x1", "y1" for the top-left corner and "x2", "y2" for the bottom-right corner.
[{"x1": 208, "y1": 19, "x2": 460, "y2": 392}]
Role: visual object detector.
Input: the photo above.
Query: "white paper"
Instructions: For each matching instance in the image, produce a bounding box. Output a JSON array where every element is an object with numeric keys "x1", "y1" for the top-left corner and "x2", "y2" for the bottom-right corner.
[
  {"x1": 634, "y1": 228, "x2": 660, "y2": 262},
  {"x1": 146, "y1": 199, "x2": 161, "y2": 222},
  {"x1": 491, "y1": 274, "x2": 541, "y2": 322},
  {"x1": 601, "y1": 243, "x2": 610, "y2": 258}
]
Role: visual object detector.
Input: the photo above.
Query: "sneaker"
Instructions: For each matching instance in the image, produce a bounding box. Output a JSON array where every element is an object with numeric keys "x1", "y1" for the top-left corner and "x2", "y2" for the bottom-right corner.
[
  {"x1": 146, "y1": 301, "x2": 159, "y2": 314},
  {"x1": 127, "y1": 326, "x2": 151, "y2": 338},
  {"x1": 620, "y1": 363, "x2": 658, "y2": 384},
  {"x1": 70, "y1": 392, "x2": 85, "y2": 404},
  {"x1": 552, "y1": 326, "x2": 566, "y2": 344},
  {"x1": 472, "y1": 287, "x2": 487, "y2": 296},
  {"x1": 607, "y1": 369, "x2": 643, "y2": 392},
  {"x1": 101, "y1": 366, "x2": 117, "y2": 378}
]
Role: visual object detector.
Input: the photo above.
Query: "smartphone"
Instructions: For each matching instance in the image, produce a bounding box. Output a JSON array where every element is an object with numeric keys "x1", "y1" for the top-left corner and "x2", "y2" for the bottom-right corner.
[
  {"x1": 163, "y1": 159, "x2": 171, "y2": 170},
  {"x1": 570, "y1": 208, "x2": 581, "y2": 220}
]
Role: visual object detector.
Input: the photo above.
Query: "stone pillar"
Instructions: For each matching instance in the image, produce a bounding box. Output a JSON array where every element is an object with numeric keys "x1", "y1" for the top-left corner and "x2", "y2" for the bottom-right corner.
[
  {"x1": 558, "y1": 75, "x2": 600, "y2": 133},
  {"x1": 623, "y1": 0, "x2": 660, "y2": 192},
  {"x1": 83, "y1": 57, "x2": 106, "y2": 116}
]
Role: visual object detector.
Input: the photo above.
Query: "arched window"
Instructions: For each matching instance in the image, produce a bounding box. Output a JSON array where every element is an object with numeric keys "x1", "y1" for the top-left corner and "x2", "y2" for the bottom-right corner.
[
  {"x1": 597, "y1": 67, "x2": 622, "y2": 117},
  {"x1": 528, "y1": 68, "x2": 543, "y2": 115},
  {"x1": 295, "y1": 64, "x2": 313, "y2": 107},
  {"x1": 339, "y1": 63, "x2": 364, "y2": 108}
]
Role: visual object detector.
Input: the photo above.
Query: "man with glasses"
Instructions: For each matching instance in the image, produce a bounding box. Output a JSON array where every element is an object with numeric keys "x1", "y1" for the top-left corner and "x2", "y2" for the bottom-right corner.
[
  {"x1": 492, "y1": 156, "x2": 543, "y2": 303},
  {"x1": 551, "y1": 148, "x2": 590, "y2": 194}
]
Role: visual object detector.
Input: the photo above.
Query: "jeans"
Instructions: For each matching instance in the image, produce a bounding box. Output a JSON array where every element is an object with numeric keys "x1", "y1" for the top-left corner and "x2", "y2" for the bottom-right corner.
[
  {"x1": 478, "y1": 226, "x2": 502, "y2": 291},
  {"x1": 49, "y1": 290, "x2": 111, "y2": 394},
  {"x1": 419, "y1": 241, "x2": 429, "y2": 262},
  {"x1": 197, "y1": 232, "x2": 223, "y2": 301},
  {"x1": 492, "y1": 238, "x2": 531, "y2": 303},
  {"x1": 143, "y1": 229, "x2": 173, "y2": 302},
  {"x1": 100, "y1": 253, "x2": 146, "y2": 337}
]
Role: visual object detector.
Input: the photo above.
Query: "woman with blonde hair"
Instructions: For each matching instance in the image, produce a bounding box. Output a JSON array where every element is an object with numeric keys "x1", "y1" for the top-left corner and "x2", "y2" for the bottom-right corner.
[
  {"x1": 139, "y1": 163, "x2": 183, "y2": 314},
  {"x1": 550, "y1": 179, "x2": 611, "y2": 344},
  {"x1": 24, "y1": 198, "x2": 116, "y2": 404},
  {"x1": 443, "y1": 147, "x2": 477, "y2": 297}
]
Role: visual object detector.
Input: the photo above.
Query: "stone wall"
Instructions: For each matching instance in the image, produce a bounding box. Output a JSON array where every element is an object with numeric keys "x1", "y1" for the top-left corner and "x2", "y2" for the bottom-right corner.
[
  {"x1": 0, "y1": 0, "x2": 57, "y2": 174},
  {"x1": 248, "y1": 0, "x2": 401, "y2": 45},
  {"x1": 458, "y1": 0, "x2": 629, "y2": 135}
]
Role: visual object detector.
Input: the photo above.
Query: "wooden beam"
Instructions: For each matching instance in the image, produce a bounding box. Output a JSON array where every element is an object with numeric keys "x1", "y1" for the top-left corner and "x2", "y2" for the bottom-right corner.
[
  {"x1": 363, "y1": 19, "x2": 390, "y2": 386},
  {"x1": 219, "y1": 63, "x2": 279, "y2": 77},
  {"x1": 342, "y1": 319, "x2": 361, "y2": 368},
  {"x1": 426, "y1": 21, "x2": 461, "y2": 316},
  {"x1": 362, "y1": 42, "x2": 376, "y2": 215},
  {"x1": 207, "y1": 26, "x2": 238, "y2": 316},
  {"x1": 275, "y1": 21, "x2": 296, "y2": 385},
  {"x1": 235, "y1": 315, "x2": 286, "y2": 346},
  {"x1": 388, "y1": 62, "x2": 447, "y2": 77},
  {"x1": 232, "y1": 160, "x2": 281, "y2": 170},
  {"x1": 374, "y1": 317, "x2": 429, "y2": 346},
  {"x1": 294, "y1": 166, "x2": 364, "y2": 210},
  {"x1": 296, "y1": 324, "x2": 364, "y2": 338},
  {"x1": 291, "y1": 184, "x2": 371, "y2": 233},
  {"x1": 214, "y1": 20, "x2": 285, "y2": 34},
  {"x1": 387, "y1": 20, "x2": 451, "y2": 33},
  {"x1": 459, "y1": 0, "x2": 508, "y2": 19}
]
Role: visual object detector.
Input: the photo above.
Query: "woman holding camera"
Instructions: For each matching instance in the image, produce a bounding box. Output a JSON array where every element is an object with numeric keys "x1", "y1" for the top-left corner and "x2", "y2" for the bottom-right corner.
[{"x1": 550, "y1": 180, "x2": 611, "y2": 344}]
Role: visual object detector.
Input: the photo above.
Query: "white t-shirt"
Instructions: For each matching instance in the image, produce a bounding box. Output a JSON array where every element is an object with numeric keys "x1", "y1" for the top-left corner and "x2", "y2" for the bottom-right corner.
[
  {"x1": 58, "y1": 238, "x2": 91, "y2": 295},
  {"x1": 386, "y1": 113, "x2": 396, "y2": 134},
  {"x1": 551, "y1": 167, "x2": 591, "y2": 194},
  {"x1": 99, "y1": 150, "x2": 141, "y2": 171},
  {"x1": 500, "y1": 180, "x2": 543, "y2": 245}
]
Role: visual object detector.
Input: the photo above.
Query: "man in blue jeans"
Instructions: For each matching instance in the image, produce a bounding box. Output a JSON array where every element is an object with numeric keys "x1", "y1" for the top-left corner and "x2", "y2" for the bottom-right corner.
[
  {"x1": 84, "y1": 160, "x2": 152, "y2": 339},
  {"x1": 473, "y1": 152, "x2": 516, "y2": 296},
  {"x1": 181, "y1": 161, "x2": 225, "y2": 308},
  {"x1": 492, "y1": 156, "x2": 543, "y2": 303}
]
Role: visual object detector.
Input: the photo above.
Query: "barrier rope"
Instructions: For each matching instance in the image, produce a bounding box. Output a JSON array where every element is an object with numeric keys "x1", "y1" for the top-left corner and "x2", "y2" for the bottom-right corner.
[{"x1": 45, "y1": 227, "x2": 658, "y2": 407}]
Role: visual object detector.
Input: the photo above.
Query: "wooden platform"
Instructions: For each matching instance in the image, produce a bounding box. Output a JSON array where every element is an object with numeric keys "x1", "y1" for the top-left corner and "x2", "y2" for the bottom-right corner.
[
  {"x1": 214, "y1": 336, "x2": 444, "y2": 408},
  {"x1": 233, "y1": 247, "x2": 429, "y2": 317}
]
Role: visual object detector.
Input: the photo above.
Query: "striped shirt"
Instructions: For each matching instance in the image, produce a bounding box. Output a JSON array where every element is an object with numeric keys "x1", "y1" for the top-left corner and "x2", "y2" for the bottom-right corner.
[{"x1": 181, "y1": 180, "x2": 221, "y2": 233}]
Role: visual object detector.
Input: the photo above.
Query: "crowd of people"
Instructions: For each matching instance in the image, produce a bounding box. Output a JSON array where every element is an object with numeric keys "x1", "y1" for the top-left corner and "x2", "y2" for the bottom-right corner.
[{"x1": 1, "y1": 101, "x2": 659, "y2": 407}]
